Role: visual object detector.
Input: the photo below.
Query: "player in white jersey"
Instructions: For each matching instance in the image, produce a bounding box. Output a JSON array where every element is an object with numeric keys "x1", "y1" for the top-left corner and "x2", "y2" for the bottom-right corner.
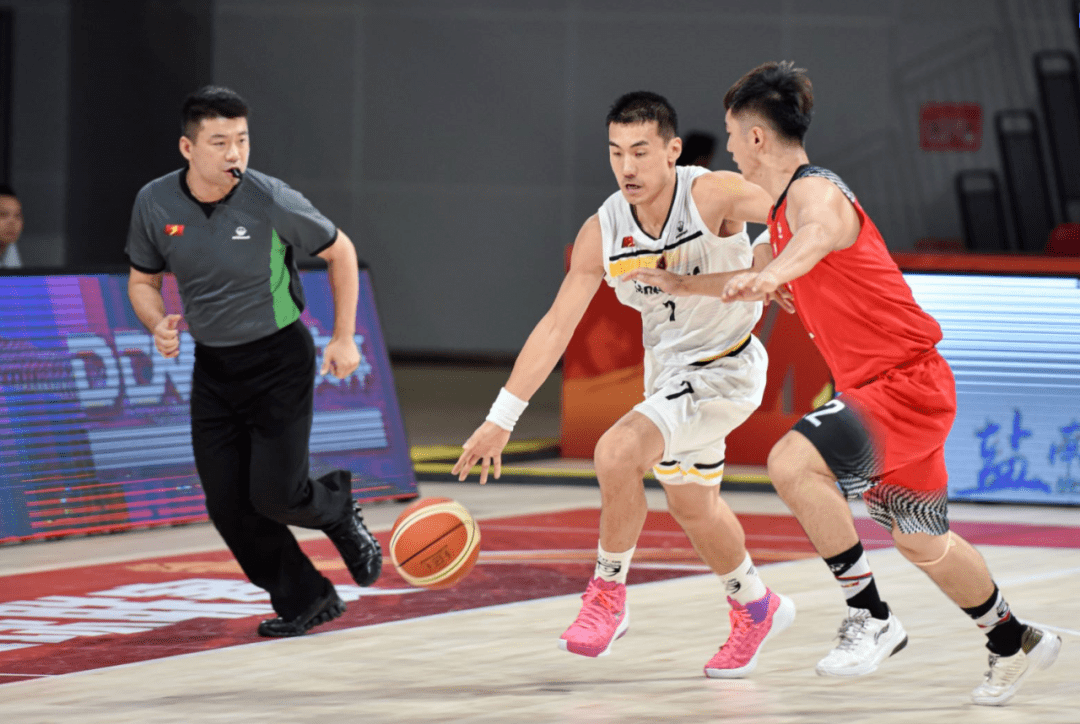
[
  {"x1": 602, "y1": 162, "x2": 771, "y2": 489},
  {"x1": 453, "y1": 92, "x2": 795, "y2": 677}
]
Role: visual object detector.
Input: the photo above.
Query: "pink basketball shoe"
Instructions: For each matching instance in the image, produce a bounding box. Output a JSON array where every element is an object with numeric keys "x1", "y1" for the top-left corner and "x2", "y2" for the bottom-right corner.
[
  {"x1": 558, "y1": 577, "x2": 629, "y2": 657},
  {"x1": 704, "y1": 590, "x2": 796, "y2": 678}
]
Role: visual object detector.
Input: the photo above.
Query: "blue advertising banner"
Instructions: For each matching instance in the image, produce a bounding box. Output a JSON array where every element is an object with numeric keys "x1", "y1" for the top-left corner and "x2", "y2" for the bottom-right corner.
[
  {"x1": 0, "y1": 268, "x2": 416, "y2": 543},
  {"x1": 907, "y1": 273, "x2": 1080, "y2": 505}
]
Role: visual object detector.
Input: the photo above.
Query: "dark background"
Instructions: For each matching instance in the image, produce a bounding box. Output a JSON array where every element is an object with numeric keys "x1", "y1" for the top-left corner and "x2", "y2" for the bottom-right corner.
[{"x1": 2, "y1": 0, "x2": 1077, "y2": 354}]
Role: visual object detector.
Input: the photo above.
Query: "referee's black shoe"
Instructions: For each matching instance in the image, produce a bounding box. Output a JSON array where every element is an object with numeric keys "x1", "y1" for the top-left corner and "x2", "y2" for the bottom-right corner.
[
  {"x1": 257, "y1": 587, "x2": 345, "y2": 638},
  {"x1": 325, "y1": 501, "x2": 383, "y2": 587}
]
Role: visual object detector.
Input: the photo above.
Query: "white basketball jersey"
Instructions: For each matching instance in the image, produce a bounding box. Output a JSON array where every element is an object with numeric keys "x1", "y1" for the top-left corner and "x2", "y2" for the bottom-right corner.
[{"x1": 598, "y1": 165, "x2": 764, "y2": 368}]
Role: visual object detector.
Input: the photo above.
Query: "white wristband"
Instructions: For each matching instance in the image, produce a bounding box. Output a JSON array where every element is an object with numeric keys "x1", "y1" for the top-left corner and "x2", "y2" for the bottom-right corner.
[{"x1": 485, "y1": 387, "x2": 528, "y2": 432}]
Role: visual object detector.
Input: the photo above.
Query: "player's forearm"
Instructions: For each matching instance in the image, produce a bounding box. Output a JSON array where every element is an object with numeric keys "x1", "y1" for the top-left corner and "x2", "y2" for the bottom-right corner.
[
  {"x1": 670, "y1": 246, "x2": 770, "y2": 297},
  {"x1": 504, "y1": 313, "x2": 577, "y2": 402},
  {"x1": 760, "y1": 224, "x2": 833, "y2": 285},
  {"x1": 677, "y1": 269, "x2": 749, "y2": 298},
  {"x1": 325, "y1": 238, "x2": 359, "y2": 341},
  {"x1": 128, "y1": 277, "x2": 167, "y2": 332}
]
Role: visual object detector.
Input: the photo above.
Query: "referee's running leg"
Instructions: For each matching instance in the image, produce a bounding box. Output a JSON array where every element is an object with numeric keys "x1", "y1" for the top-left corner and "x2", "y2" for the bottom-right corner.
[{"x1": 191, "y1": 321, "x2": 382, "y2": 637}]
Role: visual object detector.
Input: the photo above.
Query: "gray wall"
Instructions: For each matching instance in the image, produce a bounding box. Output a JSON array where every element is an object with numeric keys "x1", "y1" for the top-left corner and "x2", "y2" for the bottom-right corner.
[
  {"x1": 7, "y1": 0, "x2": 1077, "y2": 350},
  {"x1": 211, "y1": 0, "x2": 1076, "y2": 354}
]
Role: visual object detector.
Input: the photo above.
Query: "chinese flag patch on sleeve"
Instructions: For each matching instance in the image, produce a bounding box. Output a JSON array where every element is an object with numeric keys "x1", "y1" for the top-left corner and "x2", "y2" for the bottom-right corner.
[
  {"x1": 165, "y1": 224, "x2": 185, "y2": 236},
  {"x1": 621, "y1": 235, "x2": 635, "y2": 248}
]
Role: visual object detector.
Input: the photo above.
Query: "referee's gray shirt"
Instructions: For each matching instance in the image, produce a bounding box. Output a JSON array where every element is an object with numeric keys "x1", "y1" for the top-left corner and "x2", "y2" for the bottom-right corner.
[{"x1": 126, "y1": 167, "x2": 337, "y2": 347}]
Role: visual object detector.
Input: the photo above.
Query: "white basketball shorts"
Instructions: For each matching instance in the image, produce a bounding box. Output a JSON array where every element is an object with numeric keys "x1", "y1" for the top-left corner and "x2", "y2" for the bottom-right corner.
[{"x1": 633, "y1": 336, "x2": 766, "y2": 486}]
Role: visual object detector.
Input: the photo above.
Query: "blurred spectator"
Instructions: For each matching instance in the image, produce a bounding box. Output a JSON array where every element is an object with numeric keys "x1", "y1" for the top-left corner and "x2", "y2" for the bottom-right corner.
[
  {"x1": 0, "y1": 184, "x2": 23, "y2": 269},
  {"x1": 677, "y1": 131, "x2": 717, "y2": 168}
]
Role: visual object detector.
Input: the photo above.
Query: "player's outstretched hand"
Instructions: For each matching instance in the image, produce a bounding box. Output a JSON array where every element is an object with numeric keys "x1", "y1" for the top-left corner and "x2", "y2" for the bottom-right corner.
[
  {"x1": 623, "y1": 267, "x2": 691, "y2": 295},
  {"x1": 767, "y1": 285, "x2": 796, "y2": 313},
  {"x1": 452, "y1": 421, "x2": 512, "y2": 484},
  {"x1": 321, "y1": 335, "x2": 362, "y2": 379},
  {"x1": 153, "y1": 314, "x2": 183, "y2": 359},
  {"x1": 722, "y1": 270, "x2": 781, "y2": 302}
]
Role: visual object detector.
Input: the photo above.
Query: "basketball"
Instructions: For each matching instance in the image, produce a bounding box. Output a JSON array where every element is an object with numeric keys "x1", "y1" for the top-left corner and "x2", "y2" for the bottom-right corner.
[{"x1": 389, "y1": 497, "x2": 481, "y2": 589}]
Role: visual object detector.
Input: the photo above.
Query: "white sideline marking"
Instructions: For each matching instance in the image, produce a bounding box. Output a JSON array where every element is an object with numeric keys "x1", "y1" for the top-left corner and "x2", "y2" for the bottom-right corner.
[
  {"x1": 1024, "y1": 622, "x2": 1080, "y2": 639},
  {"x1": 997, "y1": 565, "x2": 1080, "y2": 586},
  {"x1": 0, "y1": 672, "x2": 52, "y2": 678}
]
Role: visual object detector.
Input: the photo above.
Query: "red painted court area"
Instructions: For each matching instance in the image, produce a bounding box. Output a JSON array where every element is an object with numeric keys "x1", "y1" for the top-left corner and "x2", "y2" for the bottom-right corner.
[{"x1": 2, "y1": 509, "x2": 1078, "y2": 684}]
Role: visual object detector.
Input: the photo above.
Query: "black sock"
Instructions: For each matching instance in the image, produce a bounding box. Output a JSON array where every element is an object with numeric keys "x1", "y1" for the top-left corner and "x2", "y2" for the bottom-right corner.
[
  {"x1": 823, "y1": 542, "x2": 890, "y2": 620},
  {"x1": 962, "y1": 585, "x2": 1025, "y2": 656}
]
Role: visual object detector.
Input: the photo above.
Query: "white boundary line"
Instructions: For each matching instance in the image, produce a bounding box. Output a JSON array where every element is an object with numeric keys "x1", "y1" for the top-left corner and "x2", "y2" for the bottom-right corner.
[
  {"x1": 0, "y1": 672, "x2": 50, "y2": 678},
  {"x1": 1024, "y1": 622, "x2": 1080, "y2": 639},
  {"x1": 997, "y1": 565, "x2": 1080, "y2": 586}
]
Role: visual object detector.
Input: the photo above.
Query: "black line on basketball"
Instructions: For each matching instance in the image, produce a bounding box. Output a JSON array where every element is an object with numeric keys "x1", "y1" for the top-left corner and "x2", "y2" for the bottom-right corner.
[{"x1": 399, "y1": 520, "x2": 466, "y2": 567}]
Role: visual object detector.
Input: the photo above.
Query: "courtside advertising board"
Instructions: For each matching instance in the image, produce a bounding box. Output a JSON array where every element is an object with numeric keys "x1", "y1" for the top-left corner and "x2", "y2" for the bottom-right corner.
[{"x1": 0, "y1": 268, "x2": 416, "y2": 543}]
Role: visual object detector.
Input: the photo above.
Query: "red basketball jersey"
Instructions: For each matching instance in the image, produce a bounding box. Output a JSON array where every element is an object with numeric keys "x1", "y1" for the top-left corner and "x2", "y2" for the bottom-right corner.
[{"x1": 767, "y1": 165, "x2": 942, "y2": 391}]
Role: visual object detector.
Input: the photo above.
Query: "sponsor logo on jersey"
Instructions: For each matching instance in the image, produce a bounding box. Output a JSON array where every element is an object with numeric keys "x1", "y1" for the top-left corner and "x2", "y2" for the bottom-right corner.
[
  {"x1": 232, "y1": 226, "x2": 251, "y2": 240},
  {"x1": 621, "y1": 235, "x2": 635, "y2": 248},
  {"x1": 633, "y1": 282, "x2": 662, "y2": 295},
  {"x1": 164, "y1": 224, "x2": 184, "y2": 236},
  {"x1": 657, "y1": 255, "x2": 667, "y2": 270}
]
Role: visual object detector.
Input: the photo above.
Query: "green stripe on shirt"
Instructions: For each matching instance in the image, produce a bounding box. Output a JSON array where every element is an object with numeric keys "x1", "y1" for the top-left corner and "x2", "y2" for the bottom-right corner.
[{"x1": 270, "y1": 229, "x2": 301, "y2": 328}]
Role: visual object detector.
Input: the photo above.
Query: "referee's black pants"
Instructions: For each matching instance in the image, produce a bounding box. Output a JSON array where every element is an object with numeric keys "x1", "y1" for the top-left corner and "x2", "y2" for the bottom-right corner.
[{"x1": 190, "y1": 321, "x2": 353, "y2": 619}]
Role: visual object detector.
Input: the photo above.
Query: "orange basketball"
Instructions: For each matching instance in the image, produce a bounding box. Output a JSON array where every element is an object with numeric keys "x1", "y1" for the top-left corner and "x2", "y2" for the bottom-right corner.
[{"x1": 389, "y1": 497, "x2": 481, "y2": 589}]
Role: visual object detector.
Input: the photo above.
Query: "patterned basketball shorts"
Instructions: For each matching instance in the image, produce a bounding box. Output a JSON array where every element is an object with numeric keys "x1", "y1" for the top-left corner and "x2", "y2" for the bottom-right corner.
[
  {"x1": 792, "y1": 397, "x2": 950, "y2": 535},
  {"x1": 863, "y1": 484, "x2": 949, "y2": 536}
]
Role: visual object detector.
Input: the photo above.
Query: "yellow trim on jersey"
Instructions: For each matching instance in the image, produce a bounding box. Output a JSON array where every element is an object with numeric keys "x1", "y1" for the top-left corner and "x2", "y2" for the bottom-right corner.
[
  {"x1": 608, "y1": 254, "x2": 663, "y2": 278},
  {"x1": 693, "y1": 332, "x2": 751, "y2": 366}
]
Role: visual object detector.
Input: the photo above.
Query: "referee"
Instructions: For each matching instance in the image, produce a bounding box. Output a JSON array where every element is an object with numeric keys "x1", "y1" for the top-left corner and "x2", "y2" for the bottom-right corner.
[{"x1": 126, "y1": 86, "x2": 381, "y2": 637}]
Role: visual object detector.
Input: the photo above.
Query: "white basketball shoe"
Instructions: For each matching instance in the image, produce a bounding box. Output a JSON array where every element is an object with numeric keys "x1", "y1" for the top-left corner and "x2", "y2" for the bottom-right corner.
[
  {"x1": 971, "y1": 625, "x2": 1061, "y2": 706},
  {"x1": 815, "y1": 606, "x2": 908, "y2": 677}
]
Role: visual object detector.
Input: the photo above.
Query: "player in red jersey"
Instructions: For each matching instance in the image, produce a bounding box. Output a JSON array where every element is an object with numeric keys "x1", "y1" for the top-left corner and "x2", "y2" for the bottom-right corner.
[{"x1": 645, "y1": 61, "x2": 1060, "y2": 706}]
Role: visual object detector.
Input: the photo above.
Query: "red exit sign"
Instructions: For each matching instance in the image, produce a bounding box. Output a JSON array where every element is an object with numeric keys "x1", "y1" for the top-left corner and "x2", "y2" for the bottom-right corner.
[{"x1": 920, "y1": 102, "x2": 983, "y2": 151}]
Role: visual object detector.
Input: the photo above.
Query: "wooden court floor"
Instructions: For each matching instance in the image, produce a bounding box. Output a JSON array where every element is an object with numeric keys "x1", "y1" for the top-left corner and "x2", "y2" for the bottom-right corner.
[
  {"x1": 1, "y1": 366, "x2": 1077, "y2": 722},
  {"x1": 1, "y1": 482, "x2": 1077, "y2": 724}
]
